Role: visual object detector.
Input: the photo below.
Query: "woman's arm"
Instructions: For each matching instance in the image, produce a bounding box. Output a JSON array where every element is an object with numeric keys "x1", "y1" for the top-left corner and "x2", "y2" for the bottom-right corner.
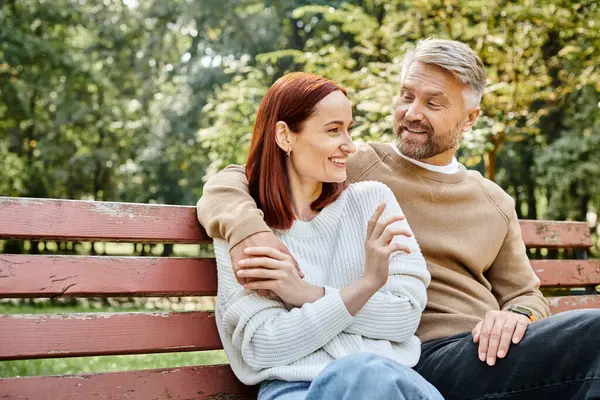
[
  {"x1": 343, "y1": 184, "x2": 430, "y2": 342},
  {"x1": 215, "y1": 240, "x2": 354, "y2": 370},
  {"x1": 218, "y1": 198, "x2": 410, "y2": 369}
]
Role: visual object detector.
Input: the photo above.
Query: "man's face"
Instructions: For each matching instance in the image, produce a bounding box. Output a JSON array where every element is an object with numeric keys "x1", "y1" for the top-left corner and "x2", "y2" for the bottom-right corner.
[{"x1": 393, "y1": 61, "x2": 475, "y2": 162}]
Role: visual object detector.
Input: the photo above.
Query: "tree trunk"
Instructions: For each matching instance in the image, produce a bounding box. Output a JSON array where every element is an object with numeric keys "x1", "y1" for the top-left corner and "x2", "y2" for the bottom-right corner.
[
  {"x1": 578, "y1": 187, "x2": 589, "y2": 222},
  {"x1": 485, "y1": 149, "x2": 497, "y2": 182},
  {"x1": 523, "y1": 139, "x2": 537, "y2": 220},
  {"x1": 525, "y1": 179, "x2": 537, "y2": 220},
  {"x1": 513, "y1": 185, "x2": 523, "y2": 219},
  {"x1": 162, "y1": 243, "x2": 174, "y2": 257}
]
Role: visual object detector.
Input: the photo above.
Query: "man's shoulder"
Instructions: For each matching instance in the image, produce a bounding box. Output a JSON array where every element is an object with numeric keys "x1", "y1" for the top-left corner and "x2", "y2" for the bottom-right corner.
[
  {"x1": 347, "y1": 142, "x2": 392, "y2": 181},
  {"x1": 466, "y1": 169, "x2": 515, "y2": 211}
]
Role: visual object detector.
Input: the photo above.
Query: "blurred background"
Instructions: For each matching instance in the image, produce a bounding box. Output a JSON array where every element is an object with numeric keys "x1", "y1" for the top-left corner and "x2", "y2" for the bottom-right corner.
[{"x1": 1, "y1": 0, "x2": 599, "y2": 378}]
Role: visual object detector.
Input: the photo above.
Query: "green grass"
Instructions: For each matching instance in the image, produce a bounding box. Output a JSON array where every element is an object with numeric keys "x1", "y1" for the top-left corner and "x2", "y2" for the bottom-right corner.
[{"x1": 0, "y1": 351, "x2": 228, "y2": 378}]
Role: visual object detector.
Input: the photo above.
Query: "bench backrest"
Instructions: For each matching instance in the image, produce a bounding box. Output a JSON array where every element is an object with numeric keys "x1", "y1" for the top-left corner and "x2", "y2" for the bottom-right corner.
[{"x1": 0, "y1": 197, "x2": 598, "y2": 399}]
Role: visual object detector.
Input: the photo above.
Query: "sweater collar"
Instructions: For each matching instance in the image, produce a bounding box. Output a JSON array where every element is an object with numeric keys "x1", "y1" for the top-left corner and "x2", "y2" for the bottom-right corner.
[
  {"x1": 276, "y1": 189, "x2": 349, "y2": 239},
  {"x1": 391, "y1": 143, "x2": 460, "y2": 174},
  {"x1": 371, "y1": 143, "x2": 468, "y2": 184}
]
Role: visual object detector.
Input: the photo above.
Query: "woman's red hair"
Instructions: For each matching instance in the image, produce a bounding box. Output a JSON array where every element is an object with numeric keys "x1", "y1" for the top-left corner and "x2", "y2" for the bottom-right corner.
[{"x1": 246, "y1": 72, "x2": 348, "y2": 230}]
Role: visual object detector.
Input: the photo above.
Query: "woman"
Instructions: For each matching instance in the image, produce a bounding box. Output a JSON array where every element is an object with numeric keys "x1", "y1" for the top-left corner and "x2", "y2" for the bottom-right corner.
[{"x1": 213, "y1": 72, "x2": 443, "y2": 400}]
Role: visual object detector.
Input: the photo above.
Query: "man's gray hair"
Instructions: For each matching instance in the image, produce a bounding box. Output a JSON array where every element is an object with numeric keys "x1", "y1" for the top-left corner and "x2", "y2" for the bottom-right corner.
[{"x1": 401, "y1": 38, "x2": 486, "y2": 109}]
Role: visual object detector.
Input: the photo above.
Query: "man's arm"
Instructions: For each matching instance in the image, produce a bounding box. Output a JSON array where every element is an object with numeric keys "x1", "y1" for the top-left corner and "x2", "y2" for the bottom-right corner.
[
  {"x1": 196, "y1": 165, "x2": 302, "y2": 290},
  {"x1": 214, "y1": 241, "x2": 353, "y2": 370},
  {"x1": 486, "y1": 208, "x2": 550, "y2": 321},
  {"x1": 196, "y1": 165, "x2": 271, "y2": 247},
  {"x1": 475, "y1": 207, "x2": 551, "y2": 367}
]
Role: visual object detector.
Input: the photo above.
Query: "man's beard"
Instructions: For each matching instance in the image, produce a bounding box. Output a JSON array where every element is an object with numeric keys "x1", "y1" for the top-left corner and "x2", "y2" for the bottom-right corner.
[{"x1": 394, "y1": 118, "x2": 462, "y2": 160}]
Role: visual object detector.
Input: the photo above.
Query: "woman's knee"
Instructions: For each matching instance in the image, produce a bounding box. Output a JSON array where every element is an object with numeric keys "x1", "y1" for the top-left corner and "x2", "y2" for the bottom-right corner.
[
  {"x1": 314, "y1": 353, "x2": 443, "y2": 399},
  {"x1": 326, "y1": 353, "x2": 386, "y2": 373},
  {"x1": 320, "y1": 353, "x2": 405, "y2": 381}
]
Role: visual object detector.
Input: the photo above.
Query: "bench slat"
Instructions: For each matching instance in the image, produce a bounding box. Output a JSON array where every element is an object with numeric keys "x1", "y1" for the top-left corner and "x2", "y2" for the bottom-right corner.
[
  {"x1": 547, "y1": 295, "x2": 600, "y2": 314},
  {"x1": 520, "y1": 220, "x2": 592, "y2": 248},
  {"x1": 1, "y1": 198, "x2": 591, "y2": 248},
  {"x1": 0, "y1": 255, "x2": 217, "y2": 297},
  {"x1": 0, "y1": 197, "x2": 210, "y2": 243},
  {"x1": 0, "y1": 365, "x2": 255, "y2": 400},
  {"x1": 0, "y1": 312, "x2": 221, "y2": 360},
  {"x1": 532, "y1": 259, "x2": 600, "y2": 287}
]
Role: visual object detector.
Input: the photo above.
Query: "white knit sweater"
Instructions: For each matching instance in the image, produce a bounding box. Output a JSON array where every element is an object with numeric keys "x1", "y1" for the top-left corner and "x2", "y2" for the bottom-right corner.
[{"x1": 213, "y1": 181, "x2": 430, "y2": 385}]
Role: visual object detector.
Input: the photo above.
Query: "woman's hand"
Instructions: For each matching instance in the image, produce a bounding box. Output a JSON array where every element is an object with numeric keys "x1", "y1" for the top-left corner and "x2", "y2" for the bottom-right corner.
[
  {"x1": 363, "y1": 203, "x2": 413, "y2": 289},
  {"x1": 236, "y1": 247, "x2": 324, "y2": 307}
]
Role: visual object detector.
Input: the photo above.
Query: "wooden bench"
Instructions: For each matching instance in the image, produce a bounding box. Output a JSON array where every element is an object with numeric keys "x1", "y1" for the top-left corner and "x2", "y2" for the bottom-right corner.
[{"x1": 0, "y1": 197, "x2": 599, "y2": 399}]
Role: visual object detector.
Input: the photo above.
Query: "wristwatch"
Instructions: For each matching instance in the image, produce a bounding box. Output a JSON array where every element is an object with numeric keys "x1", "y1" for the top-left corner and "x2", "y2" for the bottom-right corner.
[{"x1": 506, "y1": 305, "x2": 537, "y2": 322}]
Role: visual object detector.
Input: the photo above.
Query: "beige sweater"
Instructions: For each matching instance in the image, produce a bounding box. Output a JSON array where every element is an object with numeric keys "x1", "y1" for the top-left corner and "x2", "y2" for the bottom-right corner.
[{"x1": 197, "y1": 142, "x2": 550, "y2": 343}]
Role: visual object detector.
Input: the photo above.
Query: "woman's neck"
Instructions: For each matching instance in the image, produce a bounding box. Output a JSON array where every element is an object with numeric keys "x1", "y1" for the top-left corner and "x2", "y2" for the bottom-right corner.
[{"x1": 287, "y1": 170, "x2": 322, "y2": 222}]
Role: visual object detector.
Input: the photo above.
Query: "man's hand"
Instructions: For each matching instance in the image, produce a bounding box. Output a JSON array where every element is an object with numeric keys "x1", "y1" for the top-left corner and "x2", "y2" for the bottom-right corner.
[
  {"x1": 237, "y1": 247, "x2": 323, "y2": 306},
  {"x1": 230, "y1": 231, "x2": 303, "y2": 296},
  {"x1": 472, "y1": 310, "x2": 531, "y2": 366}
]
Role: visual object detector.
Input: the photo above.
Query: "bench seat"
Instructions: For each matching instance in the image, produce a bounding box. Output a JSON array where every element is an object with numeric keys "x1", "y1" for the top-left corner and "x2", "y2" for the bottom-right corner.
[{"x1": 1, "y1": 197, "x2": 598, "y2": 399}]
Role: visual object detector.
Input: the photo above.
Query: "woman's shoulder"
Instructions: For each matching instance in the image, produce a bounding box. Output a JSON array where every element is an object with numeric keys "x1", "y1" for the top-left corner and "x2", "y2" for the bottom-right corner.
[
  {"x1": 344, "y1": 181, "x2": 399, "y2": 216},
  {"x1": 346, "y1": 180, "x2": 396, "y2": 202}
]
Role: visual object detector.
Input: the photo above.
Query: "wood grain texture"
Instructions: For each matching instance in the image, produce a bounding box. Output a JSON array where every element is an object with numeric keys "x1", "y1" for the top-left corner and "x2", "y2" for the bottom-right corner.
[
  {"x1": 0, "y1": 255, "x2": 217, "y2": 297},
  {"x1": 532, "y1": 259, "x2": 600, "y2": 287},
  {"x1": 519, "y1": 219, "x2": 592, "y2": 248},
  {"x1": 0, "y1": 311, "x2": 221, "y2": 360},
  {"x1": 547, "y1": 295, "x2": 600, "y2": 314},
  {"x1": 0, "y1": 197, "x2": 210, "y2": 243},
  {"x1": 0, "y1": 365, "x2": 256, "y2": 400}
]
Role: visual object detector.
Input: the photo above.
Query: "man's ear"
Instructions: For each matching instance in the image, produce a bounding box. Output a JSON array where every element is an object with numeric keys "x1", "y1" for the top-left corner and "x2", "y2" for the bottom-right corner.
[
  {"x1": 275, "y1": 121, "x2": 293, "y2": 152},
  {"x1": 462, "y1": 106, "x2": 481, "y2": 132}
]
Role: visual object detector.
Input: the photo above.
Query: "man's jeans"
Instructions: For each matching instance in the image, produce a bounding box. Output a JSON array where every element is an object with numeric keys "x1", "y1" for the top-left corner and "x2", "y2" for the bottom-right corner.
[
  {"x1": 415, "y1": 309, "x2": 600, "y2": 399},
  {"x1": 258, "y1": 353, "x2": 444, "y2": 400}
]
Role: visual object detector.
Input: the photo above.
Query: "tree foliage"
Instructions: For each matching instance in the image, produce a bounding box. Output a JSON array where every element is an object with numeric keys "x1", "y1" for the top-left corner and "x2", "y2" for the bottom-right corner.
[{"x1": 1, "y1": 0, "x2": 599, "y2": 224}]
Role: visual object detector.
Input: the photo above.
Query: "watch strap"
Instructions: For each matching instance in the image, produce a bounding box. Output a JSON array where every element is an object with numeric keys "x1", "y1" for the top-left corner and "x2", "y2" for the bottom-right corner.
[{"x1": 506, "y1": 305, "x2": 537, "y2": 322}]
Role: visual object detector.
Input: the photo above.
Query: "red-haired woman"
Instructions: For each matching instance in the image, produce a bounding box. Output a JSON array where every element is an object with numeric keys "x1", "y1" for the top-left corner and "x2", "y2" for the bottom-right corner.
[{"x1": 212, "y1": 72, "x2": 443, "y2": 400}]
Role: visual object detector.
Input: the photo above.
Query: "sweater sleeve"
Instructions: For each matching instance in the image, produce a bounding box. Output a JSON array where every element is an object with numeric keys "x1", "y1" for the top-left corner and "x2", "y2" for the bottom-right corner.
[
  {"x1": 214, "y1": 240, "x2": 354, "y2": 370},
  {"x1": 344, "y1": 184, "x2": 430, "y2": 342},
  {"x1": 485, "y1": 209, "x2": 550, "y2": 321},
  {"x1": 196, "y1": 165, "x2": 272, "y2": 247}
]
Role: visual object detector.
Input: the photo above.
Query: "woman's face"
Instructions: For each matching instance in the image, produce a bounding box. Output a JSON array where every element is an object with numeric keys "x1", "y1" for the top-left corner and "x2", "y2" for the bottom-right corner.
[{"x1": 285, "y1": 91, "x2": 356, "y2": 184}]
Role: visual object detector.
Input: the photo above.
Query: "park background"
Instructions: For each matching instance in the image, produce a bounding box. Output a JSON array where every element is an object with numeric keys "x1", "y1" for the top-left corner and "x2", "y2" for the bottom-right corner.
[{"x1": 1, "y1": 0, "x2": 599, "y2": 378}]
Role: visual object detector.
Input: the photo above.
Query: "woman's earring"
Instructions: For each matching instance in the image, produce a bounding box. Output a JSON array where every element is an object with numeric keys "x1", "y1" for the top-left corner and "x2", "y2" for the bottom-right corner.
[{"x1": 286, "y1": 149, "x2": 291, "y2": 158}]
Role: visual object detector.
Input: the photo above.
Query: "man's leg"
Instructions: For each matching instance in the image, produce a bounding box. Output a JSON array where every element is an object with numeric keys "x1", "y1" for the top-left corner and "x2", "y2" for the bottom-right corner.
[
  {"x1": 306, "y1": 353, "x2": 444, "y2": 400},
  {"x1": 415, "y1": 309, "x2": 600, "y2": 399}
]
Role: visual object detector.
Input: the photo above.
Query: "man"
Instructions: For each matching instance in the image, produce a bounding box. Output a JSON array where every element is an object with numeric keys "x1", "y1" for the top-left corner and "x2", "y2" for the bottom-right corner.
[{"x1": 197, "y1": 39, "x2": 600, "y2": 399}]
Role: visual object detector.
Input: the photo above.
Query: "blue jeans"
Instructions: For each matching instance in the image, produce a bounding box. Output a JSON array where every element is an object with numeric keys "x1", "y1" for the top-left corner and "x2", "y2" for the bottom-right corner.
[{"x1": 258, "y1": 353, "x2": 444, "y2": 400}]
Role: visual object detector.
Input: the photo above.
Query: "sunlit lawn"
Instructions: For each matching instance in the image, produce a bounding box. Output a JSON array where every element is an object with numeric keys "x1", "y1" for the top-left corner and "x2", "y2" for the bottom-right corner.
[{"x1": 0, "y1": 350, "x2": 228, "y2": 378}]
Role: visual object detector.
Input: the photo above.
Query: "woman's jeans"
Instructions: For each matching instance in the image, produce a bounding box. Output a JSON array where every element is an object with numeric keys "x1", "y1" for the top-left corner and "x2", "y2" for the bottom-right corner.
[{"x1": 258, "y1": 353, "x2": 444, "y2": 400}]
